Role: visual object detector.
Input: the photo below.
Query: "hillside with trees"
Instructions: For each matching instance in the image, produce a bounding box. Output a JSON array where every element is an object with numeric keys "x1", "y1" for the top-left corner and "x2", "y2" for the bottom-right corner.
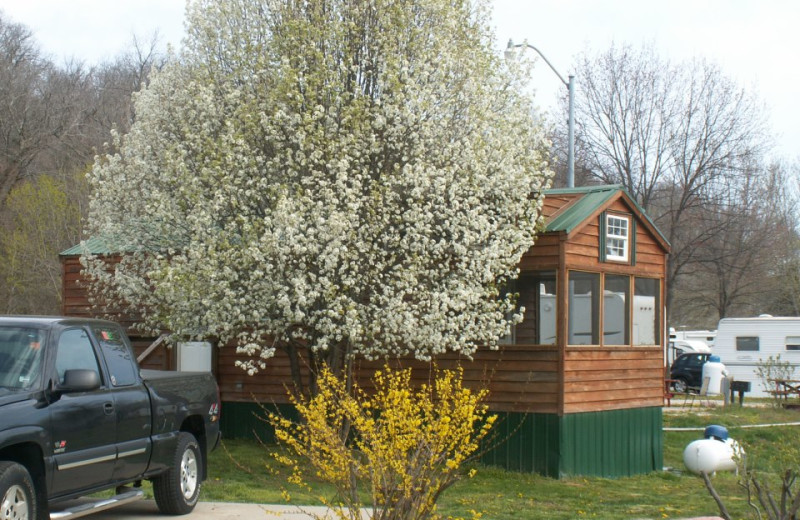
[{"x1": 0, "y1": 11, "x2": 163, "y2": 314}]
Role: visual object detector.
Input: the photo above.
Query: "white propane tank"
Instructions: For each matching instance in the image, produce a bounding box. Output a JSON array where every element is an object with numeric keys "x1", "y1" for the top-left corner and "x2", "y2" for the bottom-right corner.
[
  {"x1": 683, "y1": 425, "x2": 743, "y2": 474},
  {"x1": 702, "y1": 355, "x2": 727, "y2": 394}
]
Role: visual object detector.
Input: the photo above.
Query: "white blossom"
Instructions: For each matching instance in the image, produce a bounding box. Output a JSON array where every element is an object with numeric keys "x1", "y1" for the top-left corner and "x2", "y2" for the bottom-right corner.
[{"x1": 83, "y1": 0, "x2": 552, "y2": 369}]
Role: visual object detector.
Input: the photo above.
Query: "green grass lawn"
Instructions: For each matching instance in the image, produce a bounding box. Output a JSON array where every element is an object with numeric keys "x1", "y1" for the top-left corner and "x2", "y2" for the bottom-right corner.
[{"x1": 200, "y1": 403, "x2": 800, "y2": 519}]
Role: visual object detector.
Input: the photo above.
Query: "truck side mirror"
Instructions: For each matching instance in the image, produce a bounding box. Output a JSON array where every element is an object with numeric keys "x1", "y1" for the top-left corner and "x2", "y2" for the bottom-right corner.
[{"x1": 61, "y1": 369, "x2": 101, "y2": 392}]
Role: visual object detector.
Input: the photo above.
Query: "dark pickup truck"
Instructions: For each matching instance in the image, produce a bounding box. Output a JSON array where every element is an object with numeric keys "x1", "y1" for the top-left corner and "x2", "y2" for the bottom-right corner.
[{"x1": 0, "y1": 316, "x2": 221, "y2": 519}]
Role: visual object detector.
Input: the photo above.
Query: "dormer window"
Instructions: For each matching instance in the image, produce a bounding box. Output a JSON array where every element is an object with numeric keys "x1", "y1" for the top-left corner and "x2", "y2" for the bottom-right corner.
[{"x1": 605, "y1": 214, "x2": 629, "y2": 262}]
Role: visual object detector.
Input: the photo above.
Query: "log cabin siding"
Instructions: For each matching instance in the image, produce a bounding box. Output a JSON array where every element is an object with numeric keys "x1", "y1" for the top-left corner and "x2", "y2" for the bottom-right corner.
[
  {"x1": 536, "y1": 191, "x2": 668, "y2": 415},
  {"x1": 541, "y1": 194, "x2": 578, "y2": 219},
  {"x1": 519, "y1": 233, "x2": 561, "y2": 270},
  {"x1": 562, "y1": 348, "x2": 664, "y2": 413},
  {"x1": 217, "y1": 344, "x2": 561, "y2": 414},
  {"x1": 62, "y1": 256, "x2": 92, "y2": 318}
]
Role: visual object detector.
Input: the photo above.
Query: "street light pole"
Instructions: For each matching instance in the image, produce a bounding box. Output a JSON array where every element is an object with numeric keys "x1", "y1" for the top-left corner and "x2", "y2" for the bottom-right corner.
[{"x1": 505, "y1": 39, "x2": 575, "y2": 188}]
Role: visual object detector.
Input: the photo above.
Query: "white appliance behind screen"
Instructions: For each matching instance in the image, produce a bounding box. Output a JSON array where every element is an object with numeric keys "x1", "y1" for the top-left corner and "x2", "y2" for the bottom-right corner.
[{"x1": 177, "y1": 341, "x2": 213, "y2": 372}]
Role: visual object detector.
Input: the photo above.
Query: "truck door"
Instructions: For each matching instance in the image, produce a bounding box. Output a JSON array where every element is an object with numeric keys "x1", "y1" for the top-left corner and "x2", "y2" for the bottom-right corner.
[
  {"x1": 48, "y1": 327, "x2": 116, "y2": 496},
  {"x1": 91, "y1": 325, "x2": 152, "y2": 482}
]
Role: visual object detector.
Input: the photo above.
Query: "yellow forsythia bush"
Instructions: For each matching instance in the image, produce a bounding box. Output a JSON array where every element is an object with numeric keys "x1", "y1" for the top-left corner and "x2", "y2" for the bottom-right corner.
[{"x1": 269, "y1": 365, "x2": 496, "y2": 520}]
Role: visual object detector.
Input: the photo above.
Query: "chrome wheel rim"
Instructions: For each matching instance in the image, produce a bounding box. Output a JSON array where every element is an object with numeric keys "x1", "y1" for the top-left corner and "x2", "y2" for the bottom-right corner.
[
  {"x1": 1, "y1": 484, "x2": 29, "y2": 520},
  {"x1": 180, "y1": 448, "x2": 198, "y2": 500}
]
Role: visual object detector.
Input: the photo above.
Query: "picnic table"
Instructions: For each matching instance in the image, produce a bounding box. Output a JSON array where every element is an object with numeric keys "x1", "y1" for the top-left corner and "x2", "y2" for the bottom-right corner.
[{"x1": 768, "y1": 379, "x2": 800, "y2": 407}]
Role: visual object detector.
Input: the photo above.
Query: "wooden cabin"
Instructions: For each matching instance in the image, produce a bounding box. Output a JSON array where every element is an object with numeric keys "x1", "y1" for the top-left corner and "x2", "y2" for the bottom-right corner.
[{"x1": 60, "y1": 184, "x2": 670, "y2": 478}]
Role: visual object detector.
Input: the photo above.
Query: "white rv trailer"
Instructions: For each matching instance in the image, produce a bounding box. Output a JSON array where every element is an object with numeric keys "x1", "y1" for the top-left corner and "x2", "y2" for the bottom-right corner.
[
  {"x1": 667, "y1": 339, "x2": 711, "y2": 365},
  {"x1": 712, "y1": 315, "x2": 800, "y2": 397},
  {"x1": 668, "y1": 328, "x2": 716, "y2": 348},
  {"x1": 667, "y1": 328, "x2": 715, "y2": 364}
]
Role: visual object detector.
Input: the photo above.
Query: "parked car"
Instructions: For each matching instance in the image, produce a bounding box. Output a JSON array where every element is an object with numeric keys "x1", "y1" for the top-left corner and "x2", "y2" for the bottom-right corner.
[
  {"x1": 0, "y1": 316, "x2": 221, "y2": 519},
  {"x1": 670, "y1": 352, "x2": 711, "y2": 393}
]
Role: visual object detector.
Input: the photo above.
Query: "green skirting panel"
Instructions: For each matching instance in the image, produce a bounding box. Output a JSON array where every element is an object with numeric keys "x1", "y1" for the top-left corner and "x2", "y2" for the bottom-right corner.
[
  {"x1": 559, "y1": 406, "x2": 663, "y2": 478},
  {"x1": 479, "y1": 412, "x2": 561, "y2": 477},
  {"x1": 479, "y1": 407, "x2": 662, "y2": 478},
  {"x1": 220, "y1": 401, "x2": 298, "y2": 443},
  {"x1": 221, "y1": 402, "x2": 662, "y2": 479}
]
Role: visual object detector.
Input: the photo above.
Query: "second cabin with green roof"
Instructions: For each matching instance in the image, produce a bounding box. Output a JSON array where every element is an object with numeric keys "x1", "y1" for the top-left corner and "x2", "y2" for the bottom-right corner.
[{"x1": 60, "y1": 184, "x2": 671, "y2": 478}]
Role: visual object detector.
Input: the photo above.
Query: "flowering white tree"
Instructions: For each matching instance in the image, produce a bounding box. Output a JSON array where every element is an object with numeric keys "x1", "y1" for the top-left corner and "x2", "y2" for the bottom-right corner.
[{"x1": 84, "y1": 0, "x2": 552, "y2": 385}]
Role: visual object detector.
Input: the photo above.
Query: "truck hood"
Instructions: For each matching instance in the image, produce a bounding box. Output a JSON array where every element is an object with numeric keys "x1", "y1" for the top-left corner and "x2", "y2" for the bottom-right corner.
[{"x1": 0, "y1": 387, "x2": 35, "y2": 407}]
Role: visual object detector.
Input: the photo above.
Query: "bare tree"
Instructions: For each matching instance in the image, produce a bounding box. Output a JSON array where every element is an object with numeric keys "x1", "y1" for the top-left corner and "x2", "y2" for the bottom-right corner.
[
  {"x1": 81, "y1": 32, "x2": 166, "y2": 149},
  {"x1": 570, "y1": 44, "x2": 676, "y2": 209},
  {"x1": 0, "y1": 13, "x2": 53, "y2": 207},
  {"x1": 557, "y1": 44, "x2": 775, "y2": 323},
  {"x1": 670, "y1": 162, "x2": 798, "y2": 324}
]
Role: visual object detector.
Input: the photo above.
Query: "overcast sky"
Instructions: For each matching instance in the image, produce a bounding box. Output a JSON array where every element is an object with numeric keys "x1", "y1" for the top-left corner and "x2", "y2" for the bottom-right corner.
[{"x1": 2, "y1": 0, "x2": 797, "y2": 160}]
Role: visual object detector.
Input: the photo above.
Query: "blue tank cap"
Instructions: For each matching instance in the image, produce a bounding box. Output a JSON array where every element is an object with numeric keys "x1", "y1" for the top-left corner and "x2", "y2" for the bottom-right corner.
[
  {"x1": 704, "y1": 424, "x2": 728, "y2": 441},
  {"x1": 709, "y1": 355, "x2": 721, "y2": 363}
]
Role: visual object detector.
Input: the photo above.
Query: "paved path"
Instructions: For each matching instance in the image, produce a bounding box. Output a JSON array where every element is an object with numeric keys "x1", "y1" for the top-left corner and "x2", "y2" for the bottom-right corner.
[
  {"x1": 60, "y1": 500, "x2": 346, "y2": 519},
  {"x1": 67, "y1": 499, "x2": 724, "y2": 519}
]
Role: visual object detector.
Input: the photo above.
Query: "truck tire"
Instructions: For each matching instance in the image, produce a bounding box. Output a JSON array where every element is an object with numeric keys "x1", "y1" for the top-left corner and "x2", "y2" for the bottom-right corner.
[
  {"x1": 0, "y1": 462, "x2": 37, "y2": 520},
  {"x1": 152, "y1": 432, "x2": 201, "y2": 515},
  {"x1": 672, "y1": 377, "x2": 689, "y2": 394}
]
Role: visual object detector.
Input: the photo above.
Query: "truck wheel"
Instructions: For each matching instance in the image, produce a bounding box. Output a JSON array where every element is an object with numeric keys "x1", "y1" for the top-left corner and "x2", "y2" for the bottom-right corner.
[
  {"x1": 153, "y1": 433, "x2": 201, "y2": 515},
  {"x1": 0, "y1": 462, "x2": 37, "y2": 520},
  {"x1": 672, "y1": 377, "x2": 689, "y2": 394}
]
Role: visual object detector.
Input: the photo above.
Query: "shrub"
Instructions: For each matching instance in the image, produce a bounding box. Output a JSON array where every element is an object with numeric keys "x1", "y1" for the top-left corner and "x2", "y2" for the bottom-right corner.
[
  {"x1": 268, "y1": 364, "x2": 496, "y2": 520},
  {"x1": 702, "y1": 439, "x2": 800, "y2": 520},
  {"x1": 756, "y1": 355, "x2": 796, "y2": 407}
]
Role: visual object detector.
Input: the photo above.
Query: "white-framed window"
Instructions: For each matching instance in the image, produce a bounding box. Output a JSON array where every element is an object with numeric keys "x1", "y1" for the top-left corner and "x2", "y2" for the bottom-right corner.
[
  {"x1": 786, "y1": 336, "x2": 800, "y2": 351},
  {"x1": 605, "y1": 214, "x2": 630, "y2": 262}
]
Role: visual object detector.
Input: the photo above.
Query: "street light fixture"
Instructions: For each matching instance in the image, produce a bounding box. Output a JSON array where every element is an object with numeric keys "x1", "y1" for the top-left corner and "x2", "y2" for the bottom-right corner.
[{"x1": 505, "y1": 39, "x2": 575, "y2": 188}]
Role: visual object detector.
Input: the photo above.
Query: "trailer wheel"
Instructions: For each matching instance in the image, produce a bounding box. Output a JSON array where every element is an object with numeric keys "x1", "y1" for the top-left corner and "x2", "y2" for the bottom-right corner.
[
  {"x1": 152, "y1": 433, "x2": 201, "y2": 515},
  {"x1": 0, "y1": 462, "x2": 37, "y2": 520}
]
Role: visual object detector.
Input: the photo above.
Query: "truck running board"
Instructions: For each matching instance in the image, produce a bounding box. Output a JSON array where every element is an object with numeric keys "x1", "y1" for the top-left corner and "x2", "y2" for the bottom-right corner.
[{"x1": 50, "y1": 488, "x2": 145, "y2": 520}]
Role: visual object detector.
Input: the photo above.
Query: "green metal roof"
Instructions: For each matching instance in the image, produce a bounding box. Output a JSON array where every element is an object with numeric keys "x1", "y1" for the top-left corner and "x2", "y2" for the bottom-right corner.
[
  {"x1": 543, "y1": 184, "x2": 669, "y2": 248},
  {"x1": 60, "y1": 235, "x2": 139, "y2": 256},
  {"x1": 544, "y1": 185, "x2": 620, "y2": 234}
]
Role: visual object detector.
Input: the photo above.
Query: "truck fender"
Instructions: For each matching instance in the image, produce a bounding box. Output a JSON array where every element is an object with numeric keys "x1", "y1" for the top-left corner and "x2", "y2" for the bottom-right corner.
[{"x1": 0, "y1": 426, "x2": 51, "y2": 516}]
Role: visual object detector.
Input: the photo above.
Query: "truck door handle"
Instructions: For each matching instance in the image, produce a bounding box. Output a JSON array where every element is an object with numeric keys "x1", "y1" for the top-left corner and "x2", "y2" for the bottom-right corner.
[{"x1": 104, "y1": 402, "x2": 115, "y2": 415}]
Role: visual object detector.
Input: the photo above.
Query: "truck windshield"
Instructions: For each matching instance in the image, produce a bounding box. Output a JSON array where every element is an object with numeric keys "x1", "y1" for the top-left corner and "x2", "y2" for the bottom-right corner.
[{"x1": 0, "y1": 326, "x2": 45, "y2": 389}]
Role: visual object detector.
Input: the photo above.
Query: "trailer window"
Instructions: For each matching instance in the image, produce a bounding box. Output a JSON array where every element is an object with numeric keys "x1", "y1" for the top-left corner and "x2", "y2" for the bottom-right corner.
[
  {"x1": 736, "y1": 336, "x2": 760, "y2": 351},
  {"x1": 786, "y1": 337, "x2": 800, "y2": 351}
]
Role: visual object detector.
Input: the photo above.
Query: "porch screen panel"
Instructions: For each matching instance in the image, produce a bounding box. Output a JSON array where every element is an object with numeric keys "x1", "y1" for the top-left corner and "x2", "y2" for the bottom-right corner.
[
  {"x1": 604, "y1": 275, "x2": 630, "y2": 346},
  {"x1": 568, "y1": 272, "x2": 600, "y2": 345},
  {"x1": 515, "y1": 271, "x2": 557, "y2": 345},
  {"x1": 633, "y1": 278, "x2": 660, "y2": 345}
]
